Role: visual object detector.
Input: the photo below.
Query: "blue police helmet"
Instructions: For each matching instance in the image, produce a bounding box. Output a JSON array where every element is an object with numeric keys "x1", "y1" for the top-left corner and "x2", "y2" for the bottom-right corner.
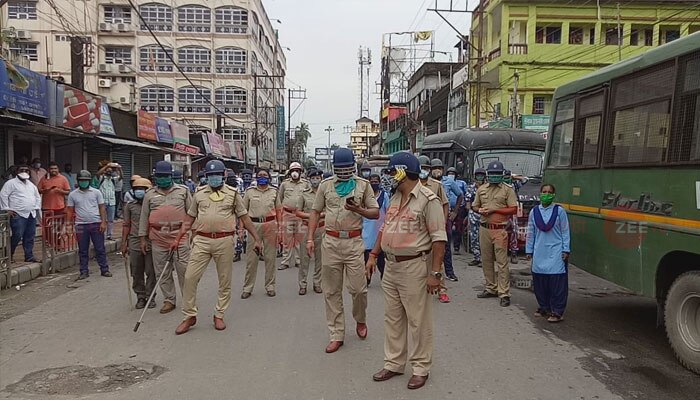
[
  {"x1": 197, "y1": 170, "x2": 205, "y2": 179},
  {"x1": 307, "y1": 168, "x2": 323, "y2": 177},
  {"x1": 388, "y1": 151, "x2": 421, "y2": 175},
  {"x1": 332, "y1": 148, "x2": 355, "y2": 167},
  {"x1": 486, "y1": 161, "x2": 504, "y2": 174},
  {"x1": 322, "y1": 171, "x2": 333, "y2": 179},
  {"x1": 173, "y1": 170, "x2": 183, "y2": 179},
  {"x1": 154, "y1": 161, "x2": 173, "y2": 176},
  {"x1": 474, "y1": 168, "x2": 487, "y2": 176},
  {"x1": 205, "y1": 159, "x2": 226, "y2": 175},
  {"x1": 504, "y1": 169, "x2": 512, "y2": 177}
]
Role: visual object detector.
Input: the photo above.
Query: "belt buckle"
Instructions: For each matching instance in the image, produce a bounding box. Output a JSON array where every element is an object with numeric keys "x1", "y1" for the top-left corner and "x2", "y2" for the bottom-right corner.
[
  {"x1": 385, "y1": 253, "x2": 397, "y2": 262},
  {"x1": 339, "y1": 230, "x2": 349, "y2": 239}
]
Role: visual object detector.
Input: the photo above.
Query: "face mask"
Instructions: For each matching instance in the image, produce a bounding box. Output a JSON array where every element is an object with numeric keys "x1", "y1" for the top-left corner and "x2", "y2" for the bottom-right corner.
[
  {"x1": 17, "y1": 172, "x2": 30, "y2": 180},
  {"x1": 419, "y1": 169, "x2": 430, "y2": 180},
  {"x1": 208, "y1": 175, "x2": 224, "y2": 188},
  {"x1": 487, "y1": 175, "x2": 503, "y2": 184},
  {"x1": 174, "y1": 178, "x2": 183, "y2": 185},
  {"x1": 540, "y1": 193, "x2": 556, "y2": 207},
  {"x1": 226, "y1": 178, "x2": 238, "y2": 187},
  {"x1": 475, "y1": 174, "x2": 486, "y2": 184},
  {"x1": 291, "y1": 171, "x2": 300, "y2": 180},
  {"x1": 154, "y1": 176, "x2": 173, "y2": 189},
  {"x1": 504, "y1": 177, "x2": 512, "y2": 184},
  {"x1": 78, "y1": 180, "x2": 90, "y2": 189},
  {"x1": 432, "y1": 170, "x2": 443, "y2": 179},
  {"x1": 385, "y1": 168, "x2": 406, "y2": 190},
  {"x1": 199, "y1": 177, "x2": 207, "y2": 185},
  {"x1": 257, "y1": 177, "x2": 269, "y2": 186},
  {"x1": 134, "y1": 189, "x2": 146, "y2": 200},
  {"x1": 361, "y1": 171, "x2": 371, "y2": 179},
  {"x1": 371, "y1": 183, "x2": 381, "y2": 192},
  {"x1": 32, "y1": 163, "x2": 41, "y2": 169},
  {"x1": 310, "y1": 178, "x2": 321, "y2": 188},
  {"x1": 444, "y1": 175, "x2": 455, "y2": 183},
  {"x1": 447, "y1": 174, "x2": 456, "y2": 179}
]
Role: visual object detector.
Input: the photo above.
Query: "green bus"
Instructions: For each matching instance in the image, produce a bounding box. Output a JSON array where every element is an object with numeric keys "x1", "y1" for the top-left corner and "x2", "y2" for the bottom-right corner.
[{"x1": 544, "y1": 32, "x2": 700, "y2": 373}]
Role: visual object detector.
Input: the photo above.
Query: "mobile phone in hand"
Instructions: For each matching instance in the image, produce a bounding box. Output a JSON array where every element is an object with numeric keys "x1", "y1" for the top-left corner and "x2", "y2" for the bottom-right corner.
[{"x1": 345, "y1": 198, "x2": 356, "y2": 206}]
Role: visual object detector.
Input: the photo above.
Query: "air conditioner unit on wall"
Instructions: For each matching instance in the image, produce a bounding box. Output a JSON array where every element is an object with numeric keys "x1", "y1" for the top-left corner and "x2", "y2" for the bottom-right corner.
[
  {"x1": 16, "y1": 30, "x2": 31, "y2": 40},
  {"x1": 99, "y1": 22, "x2": 112, "y2": 32},
  {"x1": 118, "y1": 64, "x2": 130, "y2": 73},
  {"x1": 117, "y1": 23, "x2": 131, "y2": 32},
  {"x1": 119, "y1": 96, "x2": 129, "y2": 104},
  {"x1": 98, "y1": 64, "x2": 111, "y2": 73},
  {"x1": 98, "y1": 78, "x2": 111, "y2": 88}
]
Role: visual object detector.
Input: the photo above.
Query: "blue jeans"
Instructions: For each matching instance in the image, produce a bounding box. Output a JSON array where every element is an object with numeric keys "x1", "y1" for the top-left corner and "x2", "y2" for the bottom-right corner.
[
  {"x1": 104, "y1": 204, "x2": 115, "y2": 238},
  {"x1": 443, "y1": 221, "x2": 455, "y2": 277},
  {"x1": 76, "y1": 223, "x2": 109, "y2": 274},
  {"x1": 10, "y1": 213, "x2": 36, "y2": 261}
]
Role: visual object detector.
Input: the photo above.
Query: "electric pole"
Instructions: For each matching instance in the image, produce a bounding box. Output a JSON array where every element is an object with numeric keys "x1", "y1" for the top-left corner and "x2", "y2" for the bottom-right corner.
[
  {"x1": 325, "y1": 125, "x2": 334, "y2": 171},
  {"x1": 511, "y1": 70, "x2": 519, "y2": 129},
  {"x1": 617, "y1": 2, "x2": 622, "y2": 61},
  {"x1": 287, "y1": 88, "x2": 307, "y2": 166}
]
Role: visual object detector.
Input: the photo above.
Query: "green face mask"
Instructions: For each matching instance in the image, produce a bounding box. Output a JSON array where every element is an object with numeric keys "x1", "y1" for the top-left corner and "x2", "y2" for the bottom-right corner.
[
  {"x1": 78, "y1": 180, "x2": 90, "y2": 189},
  {"x1": 540, "y1": 193, "x2": 556, "y2": 206},
  {"x1": 173, "y1": 178, "x2": 183, "y2": 185},
  {"x1": 154, "y1": 176, "x2": 173, "y2": 189},
  {"x1": 503, "y1": 177, "x2": 512, "y2": 184},
  {"x1": 487, "y1": 175, "x2": 503, "y2": 184}
]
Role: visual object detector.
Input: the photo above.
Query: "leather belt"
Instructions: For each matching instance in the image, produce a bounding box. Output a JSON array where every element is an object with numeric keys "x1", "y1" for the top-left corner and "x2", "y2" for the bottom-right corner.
[
  {"x1": 481, "y1": 223, "x2": 508, "y2": 230},
  {"x1": 302, "y1": 220, "x2": 325, "y2": 228},
  {"x1": 196, "y1": 231, "x2": 235, "y2": 239},
  {"x1": 325, "y1": 229, "x2": 362, "y2": 239},
  {"x1": 283, "y1": 206, "x2": 296, "y2": 213},
  {"x1": 385, "y1": 253, "x2": 425, "y2": 263},
  {"x1": 251, "y1": 216, "x2": 276, "y2": 223}
]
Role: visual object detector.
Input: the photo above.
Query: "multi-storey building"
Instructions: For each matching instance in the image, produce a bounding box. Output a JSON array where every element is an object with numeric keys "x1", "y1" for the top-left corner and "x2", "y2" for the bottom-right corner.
[
  {"x1": 469, "y1": 0, "x2": 700, "y2": 128},
  {"x1": 1, "y1": 0, "x2": 286, "y2": 168},
  {"x1": 349, "y1": 117, "x2": 380, "y2": 159}
]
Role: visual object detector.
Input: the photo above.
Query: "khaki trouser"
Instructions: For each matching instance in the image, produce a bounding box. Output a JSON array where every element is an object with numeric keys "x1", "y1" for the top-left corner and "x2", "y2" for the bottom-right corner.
[
  {"x1": 382, "y1": 254, "x2": 434, "y2": 377},
  {"x1": 281, "y1": 211, "x2": 301, "y2": 267},
  {"x1": 479, "y1": 227, "x2": 510, "y2": 297},
  {"x1": 182, "y1": 234, "x2": 236, "y2": 319},
  {"x1": 298, "y1": 225, "x2": 322, "y2": 289},
  {"x1": 321, "y1": 235, "x2": 367, "y2": 341},
  {"x1": 243, "y1": 221, "x2": 277, "y2": 293},
  {"x1": 152, "y1": 243, "x2": 189, "y2": 305}
]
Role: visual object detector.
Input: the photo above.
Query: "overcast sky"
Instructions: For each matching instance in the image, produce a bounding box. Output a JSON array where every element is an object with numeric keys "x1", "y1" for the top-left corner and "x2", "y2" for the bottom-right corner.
[{"x1": 264, "y1": 0, "x2": 473, "y2": 153}]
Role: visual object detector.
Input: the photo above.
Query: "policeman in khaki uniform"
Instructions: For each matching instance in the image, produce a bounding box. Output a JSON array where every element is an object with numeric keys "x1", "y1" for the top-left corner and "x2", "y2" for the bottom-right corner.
[
  {"x1": 138, "y1": 161, "x2": 192, "y2": 314},
  {"x1": 241, "y1": 168, "x2": 281, "y2": 298},
  {"x1": 472, "y1": 160, "x2": 518, "y2": 307},
  {"x1": 367, "y1": 152, "x2": 446, "y2": 390},
  {"x1": 174, "y1": 160, "x2": 262, "y2": 335},
  {"x1": 295, "y1": 168, "x2": 324, "y2": 295},
  {"x1": 306, "y1": 148, "x2": 379, "y2": 354},
  {"x1": 278, "y1": 162, "x2": 310, "y2": 270}
]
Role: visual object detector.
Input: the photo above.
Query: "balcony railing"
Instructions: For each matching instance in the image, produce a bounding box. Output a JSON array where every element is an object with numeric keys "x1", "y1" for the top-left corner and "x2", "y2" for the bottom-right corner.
[
  {"x1": 508, "y1": 43, "x2": 528, "y2": 55},
  {"x1": 487, "y1": 47, "x2": 501, "y2": 62}
]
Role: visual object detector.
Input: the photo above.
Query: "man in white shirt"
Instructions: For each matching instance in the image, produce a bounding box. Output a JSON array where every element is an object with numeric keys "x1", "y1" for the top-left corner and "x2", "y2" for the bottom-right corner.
[{"x1": 0, "y1": 165, "x2": 42, "y2": 262}]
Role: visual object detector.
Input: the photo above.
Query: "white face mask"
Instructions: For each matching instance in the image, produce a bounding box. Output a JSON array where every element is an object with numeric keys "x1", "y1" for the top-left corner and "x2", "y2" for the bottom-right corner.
[
  {"x1": 291, "y1": 171, "x2": 300, "y2": 180},
  {"x1": 17, "y1": 172, "x2": 30, "y2": 180},
  {"x1": 419, "y1": 169, "x2": 430, "y2": 180}
]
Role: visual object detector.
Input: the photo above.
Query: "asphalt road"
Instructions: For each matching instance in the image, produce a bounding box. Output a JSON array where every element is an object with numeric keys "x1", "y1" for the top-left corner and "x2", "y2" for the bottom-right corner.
[{"x1": 0, "y1": 250, "x2": 697, "y2": 399}]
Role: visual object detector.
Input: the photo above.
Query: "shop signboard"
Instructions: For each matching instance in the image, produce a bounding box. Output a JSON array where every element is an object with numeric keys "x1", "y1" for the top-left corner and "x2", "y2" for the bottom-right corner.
[
  {"x1": 276, "y1": 106, "x2": 286, "y2": 151},
  {"x1": 174, "y1": 142, "x2": 199, "y2": 155},
  {"x1": 99, "y1": 102, "x2": 115, "y2": 135},
  {"x1": 206, "y1": 132, "x2": 228, "y2": 157},
  {"x1": 155, "y1": 117, "x2": 173, "y2": 143},
  {"x1": 0, "y1": 60, "x2": 48, "y2": 118},
  {"x1": 521, "y1": 115, "x2": 551, "y2": 132},
  {"x1": 62, "y1": 87, "x2": 102, "y2": 133},
  {"x1": 171, "y1": 121, "x2": 189, "y2": 144},
  {"x1": 137, "y1": 110, "x2": 157, "y2": 141}
]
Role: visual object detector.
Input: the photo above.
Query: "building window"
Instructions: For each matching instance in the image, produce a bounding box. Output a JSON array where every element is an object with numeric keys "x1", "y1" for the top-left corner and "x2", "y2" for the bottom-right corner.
[
  {"x1": 139, "y1": 3, "x2": 173, "y2": 31},
  {"x1": 104, "y1": 6, "x2": 131, "y2": 24},
  {"x1": 569, "y1": 27, "x2": 583, "y2": 45},
  {"x1": 215, "y1": 47, "x2": 247, "y2": 74},
  {"x1": 178, "y1": 46, "x2": 211, "y2": 73},
  {"x1": 9, "y1": 42, "x2": 38, "y2": 61},
  {"x1": 8, "y1": 1, "x2": 37, "y2": 20},
  {"x1": 139, "y1": 45, "x2": 173, "y2": 71},
  {"x1": 104, "y1": 46, "x2": 132, "y2": 64},
  {"x1": 139, "y1": 85, "x2": 174, "y2": 113},
  {"x1": 178, "y1": 86, "x2": 211, "y2": 113},
  {"x1": 630, "y1": 27, "x2": 654, "y2": 46},
  {"x1": 589, "y1": 28, "x2": 596, "y2": 44},
  {"x1": 605, "y1": 27, "x2": 622, "y2": 45},
  {"x1": 535, "y1": 26, "x2": 561, "y2": 44},
  {"x1": 222, "y1": 126, "x2": 246, "y2": 142},
  {"x1": 660, "y1": 28, "x2": 680, "y2": 45},
  {"x1": 533, "y1": 96, "x2": 546, "y2": 114},
  {"x1": 215, "y1": 6, "x2": 248, "y2": 34},
  {"x1": 215, "y1": 86, "x2": 247, "y2": 114},
  {"x1": 177, "y1": 5, "x2": 211, "y2": 32}
]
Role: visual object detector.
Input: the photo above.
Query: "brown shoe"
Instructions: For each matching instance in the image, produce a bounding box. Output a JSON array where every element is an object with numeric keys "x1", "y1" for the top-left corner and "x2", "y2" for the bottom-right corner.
[
  {"x1": 356, "y1": 322, "x2": 368, "y2": 339},
  {"x1": 267, "y1": 290, "x2": 276, "y2": 297},
  {"x1": 372, "y1": 368, "x2": 403, "y2": 382},
  {"x1": 175, "y1": 317, "x2": 197, "y2": 335},
  {"x1": 160, "y1": 302, "x2": 176, "y2": 314},
  {"x1": 299, "y1": 287, "x2": 307, "y2": 295},
  {"x1": 325, "y1": 340, "x2": 344, "y2": 353},
  {"x1": 241, "y1": 292, "x2": 251, "y2": 299},
  {"x1": 313, "y1": 286, "x2": 323, "y2": 294},
  {"x1": 407, "y1": 374, "x2": 429, "y2": 390},
  {"x1": 213, "y1": 316, "x2": 226, "y2": 331}
]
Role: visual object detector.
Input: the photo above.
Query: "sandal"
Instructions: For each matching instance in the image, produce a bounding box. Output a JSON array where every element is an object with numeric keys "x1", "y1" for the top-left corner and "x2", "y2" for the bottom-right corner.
[
  {"x1": 547, "y1": 314, "x2": 564, "y2": 323},
  {"x1": 534, "y1": 308, "x2": 549, "y2": 318}
]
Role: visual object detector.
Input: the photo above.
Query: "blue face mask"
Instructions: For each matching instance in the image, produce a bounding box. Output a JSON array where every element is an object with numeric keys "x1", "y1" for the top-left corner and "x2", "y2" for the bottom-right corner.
[
  {"x1": 208, "y1": 175, "x2": 224, "y2": 188},
  {"x1": 371, "y1": 183, "x2": 381, "y2": 192},
  {"x1": 257, "y1": 177, "x2": 269, "y2": 186},
  {"x1": 134, "y1": 189, "x2": 146, "y2": 200}
]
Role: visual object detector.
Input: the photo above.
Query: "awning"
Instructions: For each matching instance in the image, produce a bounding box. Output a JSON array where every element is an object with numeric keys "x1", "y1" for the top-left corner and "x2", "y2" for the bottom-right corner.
[
  {"x1": 96, "y1": 136, "x2": 162, "y2": 151},
  {"x1": 384, "y1": 129, "x2": 403, "y2": 143}
]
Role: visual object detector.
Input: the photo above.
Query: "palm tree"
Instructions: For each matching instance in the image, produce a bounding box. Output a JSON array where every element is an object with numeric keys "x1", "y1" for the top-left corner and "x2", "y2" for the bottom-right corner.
[{"x1": 295, "y1": 122, "x2": 311, "y2": 149}]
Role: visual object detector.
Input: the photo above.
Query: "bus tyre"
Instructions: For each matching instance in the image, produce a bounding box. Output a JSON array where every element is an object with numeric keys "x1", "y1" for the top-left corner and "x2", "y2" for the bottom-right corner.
[{"x1": 665, "y1": 271, "x2": 700, "y2": 374}]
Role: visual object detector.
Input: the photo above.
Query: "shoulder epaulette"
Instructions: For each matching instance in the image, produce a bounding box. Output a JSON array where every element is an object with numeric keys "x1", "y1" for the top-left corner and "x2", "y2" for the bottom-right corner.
[{"x1": 419, "y1": 185, "x2": 438, "y2": 201}]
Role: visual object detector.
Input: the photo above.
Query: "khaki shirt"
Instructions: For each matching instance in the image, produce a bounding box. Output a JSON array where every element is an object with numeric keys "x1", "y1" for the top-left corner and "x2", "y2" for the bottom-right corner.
[
  {"x1": 138, "y1": 185, "x2": 192, "y2": 243},
  {"x1": 298, "y1": 187, "x2": 324, "y2": 223},
  {"x1": 123, "y1": 200, "x2": 148, "y2": 250},
  {"x1": 278, "y1": 178, "x2": 310, "y2": 210},
  {"x1": 188, "y1": 185, "x2": 248, "y2": 233},
  {"x1": 472, "y1": 182, "x2": 518, "y2": 223},
  {"x1": 312, "y1": 176, "x2": 379, "y2": 231},
  {"x1": 243, "y1": 185, "x2": 280, "y2": 219},
  {"x1": 381, "y1": 183, "x2": 447, "y2": 256},
  {"x1": 421, "y1": 178, "x2": 448, "y2": 206}
]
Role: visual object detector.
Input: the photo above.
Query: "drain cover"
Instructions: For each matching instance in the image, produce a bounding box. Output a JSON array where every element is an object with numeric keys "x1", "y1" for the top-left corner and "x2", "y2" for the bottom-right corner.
[{"x1": 6, "y1": 363, "x2": 166, "y2": 396}]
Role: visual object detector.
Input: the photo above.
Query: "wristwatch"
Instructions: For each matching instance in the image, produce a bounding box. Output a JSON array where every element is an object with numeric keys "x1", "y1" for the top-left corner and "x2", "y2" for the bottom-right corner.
[{"x1": 431, "y1": 271, "x2": 442, "y2": 279}]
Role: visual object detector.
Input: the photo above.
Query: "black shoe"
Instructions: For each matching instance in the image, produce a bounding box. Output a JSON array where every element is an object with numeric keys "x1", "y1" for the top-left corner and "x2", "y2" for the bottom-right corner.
[
  {"x1": 135, "y1": 298, "x2": 147, "y2": 309},
  {"x1": 77, "y1": 272, "x2": 89, "y2": 280},
  {"x1": 477, "y1": 290, "x2": 498, "y2": 299},
  {"x1": 446, "y1": 275, "x2": 458, "y2": 282},
  {"x1": 468, "y1": 259, "x2": 481, "y2": 266},
  {"x1": 148, "y1": 299, "x2": 157, "y2": 308},
  {"x1": 233, "y1": 254, "x2": 241, "y2": 262},
  {"x1": 25, "y1": 258, "x2": 39, "y2": 263},
  {"x1": 500, "y1": 297, "x2": 511, "y2": 307},
  {"x1": 101, "y1": 271, "x2": 113, "y2": 277}
]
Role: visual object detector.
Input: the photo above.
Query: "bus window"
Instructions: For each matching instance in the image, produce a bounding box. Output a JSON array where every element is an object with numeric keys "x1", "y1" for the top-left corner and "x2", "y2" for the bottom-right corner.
[
  {"x1": 549, "y1": 122, "x2": 574, "y2": 167},
  {"x1": 670, "y1": 53, "x2": 700, "y2": 162},
  {"x1": 572, "y1": 92, "x2": 605, "y2": 167}
]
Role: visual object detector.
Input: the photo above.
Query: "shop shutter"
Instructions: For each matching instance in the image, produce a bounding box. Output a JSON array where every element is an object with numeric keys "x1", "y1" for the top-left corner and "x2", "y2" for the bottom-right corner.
[
  {"x1": 86, "y1": 143, "x2": 111, "y2": 173},
  {"x1": 133, "y1": 153, "x2": 152, "y2": 179},
  {"x1": 111, "y1": 152, "x2": 133, "y2": 190}
]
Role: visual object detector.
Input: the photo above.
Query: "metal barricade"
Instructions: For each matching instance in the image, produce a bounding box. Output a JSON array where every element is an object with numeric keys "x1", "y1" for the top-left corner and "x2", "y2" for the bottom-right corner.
[
  {"x1": 41, "y1": 211, "x2": 77, "y2": 274},
  {"x1": 0, "y1": 212, "x2": 11, "y2": 289}
]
